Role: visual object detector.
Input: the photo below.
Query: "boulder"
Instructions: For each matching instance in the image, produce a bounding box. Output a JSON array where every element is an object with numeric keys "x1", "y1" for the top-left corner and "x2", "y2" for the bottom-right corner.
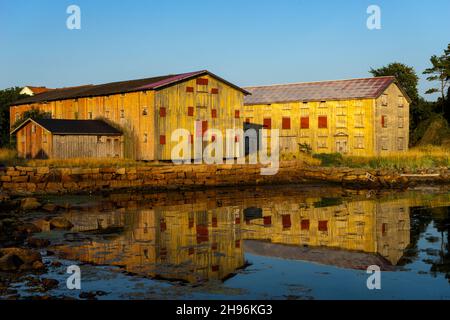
[
  {"x1": 27, "y1": 237, "x2": 50, "y2": 248},
  {"x1": 0, "y1": 247, "x2": 42, "y2": 272},
  {"x1": 20, "y1": 198, "x2": 41, "y2": 211},
  {"x1": 42, "y1": 203, "x2": 58, "y2": 213},
  {"x1": 49, "y1": 217, "x2": 74, "y2": 230}
]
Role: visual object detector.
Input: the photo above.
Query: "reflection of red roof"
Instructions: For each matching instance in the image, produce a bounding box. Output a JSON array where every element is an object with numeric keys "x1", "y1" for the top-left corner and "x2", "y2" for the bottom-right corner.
[{"x1": 244, "y1": 76, "x2": 409, "y2": 105}]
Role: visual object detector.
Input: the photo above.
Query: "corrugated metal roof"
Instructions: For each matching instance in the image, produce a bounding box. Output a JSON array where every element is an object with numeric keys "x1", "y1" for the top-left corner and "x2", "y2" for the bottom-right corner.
[
  {"x1": 244, "y1": 76, "x2": 397, "y2": 105},
  {"x1": 12, "y1": 70, "x2": 250, "y2": 106},
  {"x1": 11, "y1": 119, "x2": 122, "y2": 136}
]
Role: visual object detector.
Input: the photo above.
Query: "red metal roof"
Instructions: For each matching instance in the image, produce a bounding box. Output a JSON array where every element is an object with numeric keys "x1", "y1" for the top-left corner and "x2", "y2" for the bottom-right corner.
[{"x1": 244, "y1": 76, "x2": 399, "y2": 105}]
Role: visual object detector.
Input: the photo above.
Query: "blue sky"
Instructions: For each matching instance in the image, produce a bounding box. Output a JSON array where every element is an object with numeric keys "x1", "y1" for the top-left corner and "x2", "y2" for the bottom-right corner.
[{"x1": 1, "y1": 0, "x2": 449, "y2": 100}]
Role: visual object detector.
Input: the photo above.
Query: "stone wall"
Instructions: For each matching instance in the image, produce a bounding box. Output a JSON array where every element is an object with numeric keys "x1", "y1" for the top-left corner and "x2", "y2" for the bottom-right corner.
[{"x1": 1, "y1": 161, "x2": 450, "y2": 196}]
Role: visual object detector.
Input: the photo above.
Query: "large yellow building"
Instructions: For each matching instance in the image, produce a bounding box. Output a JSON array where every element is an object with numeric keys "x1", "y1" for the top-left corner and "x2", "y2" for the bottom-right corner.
[
  {"x1": 243, "y1": 76, "x2": 411, "y2": 156},
  {"x1": 10, "y1": 70, "x2": 249, "y2": 160}
]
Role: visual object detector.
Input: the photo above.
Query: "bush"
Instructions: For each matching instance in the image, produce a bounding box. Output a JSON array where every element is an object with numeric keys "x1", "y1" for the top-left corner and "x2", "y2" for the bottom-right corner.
[{"x1": 312, "y1": 153, "x2": 344, "y2": 167}]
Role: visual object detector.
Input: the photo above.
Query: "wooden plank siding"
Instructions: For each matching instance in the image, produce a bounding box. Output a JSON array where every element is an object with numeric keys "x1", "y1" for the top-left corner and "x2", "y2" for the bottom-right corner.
[
  {"x1": 243, "y1": 83, "x2": 409, "y2": 156},
  {"x1": 52, "y1": 135, "x2": 124, "y2": 159},
  {"x1": 10, "y1": 75, "x2": 245, "y2": 161},
  {"x1": 16, "y1": 121, "x2": 52, "y2": 159}
]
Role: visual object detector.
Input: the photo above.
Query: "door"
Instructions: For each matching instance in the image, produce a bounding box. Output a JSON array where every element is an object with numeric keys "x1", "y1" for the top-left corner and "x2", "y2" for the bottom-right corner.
[{"x1": 336, "y1": 139, "x2": 348, "y2": 154}]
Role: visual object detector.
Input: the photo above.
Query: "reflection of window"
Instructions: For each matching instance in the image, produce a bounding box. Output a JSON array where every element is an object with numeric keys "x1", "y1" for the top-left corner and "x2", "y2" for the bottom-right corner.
[
  {"x1": 300, "y1": 117, "x2": 309, "y2": 129},
  {"x1": 337, "y1": 115, "x2": 347, "y2": 128},
  {"x1": 318, "y1": 116, "x2": 328, "y2": 128},
  {"x1": 282, "y1": 117, "x2": 291, "y2": 129},
  {"x1": 381, "y1": 115, "x2": 388, "y2": 128},
  {"x1": 142, "y1": 107, "x2": 148, "y2": 116},
  {"x1": 263, "y1": 118, "x2": 271, "y2": 129},
  {"x1": 31, "y1": 125, "x2": 36, "y2": 134},
  {"x1": 398, "y1": 96, "x2": 404, "y2": 107}
]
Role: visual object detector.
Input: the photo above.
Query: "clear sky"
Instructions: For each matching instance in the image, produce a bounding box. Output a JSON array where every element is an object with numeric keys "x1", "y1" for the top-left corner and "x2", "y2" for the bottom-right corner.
[{"x1": 1, "y1": 0, "x2": 449, "y2": 100}]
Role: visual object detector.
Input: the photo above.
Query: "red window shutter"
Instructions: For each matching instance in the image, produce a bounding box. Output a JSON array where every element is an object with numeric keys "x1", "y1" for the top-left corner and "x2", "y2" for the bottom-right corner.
[
  {"x1": 381, "y1": 116, "x2": 387, "y2": 127},
  {"x1": 301, "y1": 219, "x2": 310, "y2": 230},
  {"x1": 282, "y1": 117, "x2": 291, "y2": 130},
  {"x1": 211, "y1": 109, "x2": 217, "y2": 118},
  {"x1": 235, "y1": 135, "x2": 239, "y2": 143},
  {"x1": 188, "y1": 106, "x2": 194, "y2": 116},
  {"x1": 301, "y1": 117, "x2": 309, "y2": 129},
  {"x1": 202, "y1": 121, "x2": 208, "y2": 136},
  {"x1": 212, "y1": 217, "x2": 218, "y2": 228},
  {"x1": 382, "y1": 223, "x2": 388, "y2": 235},
  {"x1": 263, "y1": 118, "x2": 272, "y2": 129},
  {"x1": 235, "y1": 217, "x2": 241, "y2": 225},
  {"x1": 211, "y1": 88, "x2": 219, "y2": 94},
  {"x1": 235, "y1": 110, "x2": 240, "y2": 118},
  {"x1": 189, "y1": 134, "x2": 194, "y2": 144},
  {"x1": 318, "y1": 220, "x2": 328, "y2": 232},
  {"x1": 263, "y1": 216, "x2": 272, "y2": 226},
  {"x1": 160, "y1": 219, "x2": 167, "y2": 232},
  {"x1": 186, "y1": 86, "x2": 194, "y2": 93},
  {"x1": 212, "y1": 265, "x2": 219, "y2": 272},
  {"x1": 196, "y1": 225, "x2": 209, "y2": 244},
  {"x1": 160, "y1": 135, "x2": 166, "y2": 145},
  {"x1": 159, "y1": 107, "x2": 166, "y2": 117},
  {"x1": 196, "y1": 78, "x2": 209, "y2": 85},
  {"x1": 245, "y1": 118, "x2": 251, "y2": 123},
  {"x1": 235, "y1": 240, "x2": 241, "y2": 248},
  {"x1": 211, "y1": 243, "x2": 218, "y2": 251},
  {"x1": 188, "y1": 247, "x2": 194, "y2": 255},
  {"x1": 318, "y1": 116, "x2": 328, "y2": 128},
  {"x1": 282, "y1": 214, "x2": 292, "y2": 229}
]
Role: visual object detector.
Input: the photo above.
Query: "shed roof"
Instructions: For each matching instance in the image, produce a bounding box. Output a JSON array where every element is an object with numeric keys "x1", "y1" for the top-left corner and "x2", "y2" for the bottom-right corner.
[
  {"x1": 244, "y1": 76, "x2": 409, "y2": 105},
  {"x1": 11, "y1": 118, "x2": 123, "y2": 136},
  {"x1": 12, "y1": 70, "x2": 250, "y2": 106}
]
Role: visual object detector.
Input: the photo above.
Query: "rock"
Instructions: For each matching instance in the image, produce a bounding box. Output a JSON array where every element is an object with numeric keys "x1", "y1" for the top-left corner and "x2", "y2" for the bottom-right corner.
[
  {"x1": 20, "y1": 198, "x2": 41, "y2": 211},
  {"x1": 0, "y1": 248, "x2": 42, "y2": 272},
  {"x1": 51, "y1": 261, "x2": 62, "y2": 267},
  {"x1": 16, "y1": 223, "x2": 41, "y2": 235},
  {"x1": 42, "y1": 203, "x2": 58, "y2": 212},
  {"x1": 50, "y1": 217, "x2": 73, "y2": 230},
  {"x1": 41, "y1": 278, "x2": 59, "y2": 290},
  {"x1": 27, "y1": 237, "x2": 50, "y2": 248},
  {"x1": 32, "y1": 219, "x2": 51, "y2": 232}
]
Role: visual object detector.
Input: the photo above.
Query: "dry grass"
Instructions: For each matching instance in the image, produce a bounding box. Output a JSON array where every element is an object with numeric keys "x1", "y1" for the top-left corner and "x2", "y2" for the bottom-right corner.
[
  {"x1": 334, "y1": 145, "x2": 450, "y2": 171},
  {"x1": 0, "y1": 148, "x2": 20, "y2": 166}
]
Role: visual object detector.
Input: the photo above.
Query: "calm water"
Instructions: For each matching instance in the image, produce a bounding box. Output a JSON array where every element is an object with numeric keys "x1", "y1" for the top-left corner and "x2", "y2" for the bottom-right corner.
[{"x1": 11, "y1": 185, "x2": 450, "y2": 300}]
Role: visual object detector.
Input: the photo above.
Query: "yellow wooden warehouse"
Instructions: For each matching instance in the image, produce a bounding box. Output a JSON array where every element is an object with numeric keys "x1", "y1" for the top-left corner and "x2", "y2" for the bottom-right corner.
[
  {"x1": 10, "y1": 70, "x2": 250, "y2": 160},
  {"x1": 243, "y1": 76, "x2": 411, "y2": 156}
]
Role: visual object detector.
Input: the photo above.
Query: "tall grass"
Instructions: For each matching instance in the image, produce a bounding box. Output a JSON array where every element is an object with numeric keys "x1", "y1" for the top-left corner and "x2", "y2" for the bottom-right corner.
[{"x1": 317, "y1": 145, "x2": 450, "y2": 171}]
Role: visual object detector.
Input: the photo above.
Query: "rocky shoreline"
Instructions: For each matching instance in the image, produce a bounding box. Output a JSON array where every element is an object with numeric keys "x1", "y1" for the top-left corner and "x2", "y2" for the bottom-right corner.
[{"x1": 2, "y1": 161, "x2": 450, "y2": 197}]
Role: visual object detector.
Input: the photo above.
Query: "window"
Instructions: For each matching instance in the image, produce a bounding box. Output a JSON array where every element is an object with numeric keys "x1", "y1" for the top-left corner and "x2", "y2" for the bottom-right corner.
[
  {"x1": 300, "y1": 116, "x2": 309, "y2": 129},
  {"x1": 398, "y1": 96, "x2": 404, "y2": 107},
  {"x1": 282, "y1": 117, "x2": 291, "y2": 130},
  {"x1": 263, "y1": 118, "x2": 272, "y2": 129},
  {"x1": 235, "y1": 110, "x2": 240, "y2": 119},
  {"x1": 397, "y1": 137, "x2": 405, "y2": 150},
  {"x1": 318, "y1": 221, "x2": 328, "y2": 232},
  {"x1": 211, "y1": 109, "x2": 217, "y2": 118},
  {"x1": 142, "y1": 107, "x2": 148, "y2": 116},
  {"x1": 398, "y1": 116, "x2": 404, "y2": 128},
  {"x1": 159, "y1": 107, "x2": 166, "y2": 117},
  {"x1": 74, "y1": 112, "x2": 79, "y2": 119},
  {"x1": 381, "y1": 137, "x2": 389, "y2": 150},
  {"x1": 143, "y1": 133, "x2": 148, "y2": 143},
  {"x1": 301, "y1": 219, "x2": 310, "y2": 231},
  {"x1": 355, "y1": 113, "x2": 364, "y2": 128},
  {"x1": 43, "y1": 134, "x2": 47, "y2": 144},
  {"x1": 381, "y1": 115, "x2": 388, "y2": 128},
  {"x1": 337, "y1": 115, "x2": 347, "y2": 128},
  {"x1": 97, "y1": 136, "x2": 102, "y2": 144},
  {"x1": 105, "y1": 110, "x2": 110, "y2": 119},
  {"x1": 186, "y1": 86, "x2": 194, "y2": 93},
  {"x1": 245, "y1": 118, "x2": 251, "y2": 124},
  {"x1": 317, "y1": 139, "x2": 327, "y2": 148},
  {"x1": 88, "y1": 111, "x2": 93, "y2": 120},
  {"x1": 263, "y1": 216, "x2": 272, "y2": 226},
  {"x1": 211, "y1": 88, "x2": 219, "y2": 94},
  {"x1": 196, "y1": 78, "x2": 208, "y2": 92},
  {"x1": 120, "y1": 110, "x2": 125, "y2": 118},
  {"x1": 381, "y1": 94, "x2": 388, "y2": 106},
  {"x1": 282, "y1": 215, "x2": 291, "y2": 229},
  {"x1": 355, "y1": 135, "x2": 365, "y2": 149},
  {"x1": 31, "y1": 125, "x2": 36, "y2": 134},
  {"x1": 319, "y1": 101, "x2": 327, "y2": 108},
  {"x1": 318, "y1": 116, "x2": 328, "y2": 128},
  {"x1": 160, "y1": 135, "x2": 166, "y2": 145}
]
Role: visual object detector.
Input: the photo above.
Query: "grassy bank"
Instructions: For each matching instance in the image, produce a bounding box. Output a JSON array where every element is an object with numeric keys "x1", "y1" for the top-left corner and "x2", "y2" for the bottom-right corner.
[{"x1": 313, "y1": 146, "x2": 450, "y2": 171}]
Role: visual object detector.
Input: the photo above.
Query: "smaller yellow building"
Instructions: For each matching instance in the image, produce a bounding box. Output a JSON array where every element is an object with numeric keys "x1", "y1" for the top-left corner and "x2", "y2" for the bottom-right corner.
[{"x1": 243, "y1": 76, "x2": 411, "y2": 156}]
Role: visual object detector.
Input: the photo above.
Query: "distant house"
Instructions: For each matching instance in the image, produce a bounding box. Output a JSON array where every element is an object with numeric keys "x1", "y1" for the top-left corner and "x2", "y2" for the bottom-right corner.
[
  {"x1": 243, "y1": 76, "x2": 411, "y2": 156},
  {"x1": 20, "y1": 86, "x2": 54, "y2": 96},
  {"x1": 11, "y1": 118, "x2": 123, "y2": 159},
  {"x1": 10, "y1": 71, "x2": 250, "y2": 160}
]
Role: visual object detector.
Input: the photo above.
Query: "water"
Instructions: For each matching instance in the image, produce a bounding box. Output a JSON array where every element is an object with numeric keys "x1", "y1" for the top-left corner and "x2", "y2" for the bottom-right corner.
[{"x1": 10, "y1": 185, "x2": 450, "y2": 299}]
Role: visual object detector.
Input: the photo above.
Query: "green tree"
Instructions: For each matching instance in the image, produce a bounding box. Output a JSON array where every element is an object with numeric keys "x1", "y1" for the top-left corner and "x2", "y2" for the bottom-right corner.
[
  {"x1": 0, "y1": 87, "x2": 26, "y2": 148},
  {"x1": 423, "y1": 44, "x2": 450, "y2": 112}
]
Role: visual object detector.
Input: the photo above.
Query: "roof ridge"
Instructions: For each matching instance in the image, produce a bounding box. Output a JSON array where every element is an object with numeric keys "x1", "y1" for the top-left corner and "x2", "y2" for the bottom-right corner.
[{"x1": 244, "y1": 76, "x2": 395, "y2": 89}]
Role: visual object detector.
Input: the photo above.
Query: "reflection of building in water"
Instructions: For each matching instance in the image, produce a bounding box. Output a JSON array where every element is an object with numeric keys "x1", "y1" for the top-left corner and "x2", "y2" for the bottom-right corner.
[{"x1": 56, "y1": 191, "x2": 415, "y2": 283}]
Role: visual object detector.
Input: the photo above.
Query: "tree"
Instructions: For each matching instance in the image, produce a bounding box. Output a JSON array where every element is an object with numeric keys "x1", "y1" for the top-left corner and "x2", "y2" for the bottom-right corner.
[
  {"x1": 423, "y1": 44, "x2": 450, "y2": 112},
  {"x1": 370, "y1": 62, "x2": 419, "y2": 103},
  {"x1": 0, "y1": 87, "x2": 26, "y2": 148}
]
